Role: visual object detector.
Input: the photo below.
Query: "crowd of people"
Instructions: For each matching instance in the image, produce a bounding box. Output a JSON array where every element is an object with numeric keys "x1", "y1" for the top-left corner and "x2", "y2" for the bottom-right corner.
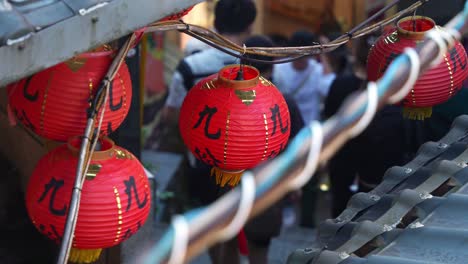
[{"x1": 155, "y1": 0, "x2": 468, "y2": 263}]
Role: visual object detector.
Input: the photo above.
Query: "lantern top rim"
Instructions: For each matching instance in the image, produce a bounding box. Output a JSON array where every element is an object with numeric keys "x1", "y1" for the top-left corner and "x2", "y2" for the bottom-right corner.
[
  {"x1": 397, "y1": 16, "x2": 436, "y2": 40},
  {"x1": 67, "y1": 136, "x2": 116, "y2": 160},
  {"x1": 75, "y1": 45, "x2": 115, "y2": 59},
  {"x1": 217, "y1": 64, "x2": 260, "y2": 90}
]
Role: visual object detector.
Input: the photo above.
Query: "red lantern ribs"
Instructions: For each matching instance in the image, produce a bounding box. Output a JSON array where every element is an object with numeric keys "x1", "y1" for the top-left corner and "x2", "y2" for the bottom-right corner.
[
  {"x1": 7, "y1": 47, "x2": 132, "y2": 142},
  {"x1": 367, "y1": 16, "x2": 468, "y2": 120},
  {"x1": 179, "y1": 65, "x2": 291, "y2": 187},
  {"x1": 160, "y1": 5, "x2": 194, "y2": 21}
]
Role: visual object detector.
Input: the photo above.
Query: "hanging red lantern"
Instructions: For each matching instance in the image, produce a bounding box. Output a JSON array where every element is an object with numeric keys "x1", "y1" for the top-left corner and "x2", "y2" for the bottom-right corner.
[
  {"x1": 160, "y1": 5, "x2": 194, "y2": 21},
  {"x1": 7, "y1": 46, "x2": 132, "y2": 141},
  {"x1": 367, "y1": 16, "x2": 468, "y2": 119},
  {"x1": 26, "y1": 137, "x2": 150, "y2": 263},
  {"x1": 179, "y1": 65, "x2": 290, "y2": 187}
]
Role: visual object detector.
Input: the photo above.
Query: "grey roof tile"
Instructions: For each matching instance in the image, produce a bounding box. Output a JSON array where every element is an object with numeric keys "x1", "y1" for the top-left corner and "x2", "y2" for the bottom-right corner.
[{"x1": 378, "y1": 227, "x2": 468, "y2": 264}]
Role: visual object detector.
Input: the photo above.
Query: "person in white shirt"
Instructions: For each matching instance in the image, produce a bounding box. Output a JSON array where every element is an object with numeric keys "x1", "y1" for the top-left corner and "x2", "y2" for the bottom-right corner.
[{"x1": 273, "y1": 30, "x2": 336, "y2": 124}]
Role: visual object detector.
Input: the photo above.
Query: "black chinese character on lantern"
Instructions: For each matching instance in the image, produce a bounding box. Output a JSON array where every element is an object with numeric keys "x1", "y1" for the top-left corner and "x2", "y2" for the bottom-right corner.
[
  {"x1": 193, "y1": 105, "x2": 221, "y2": 139},
  {"x1": 107, "y1": 121, "x2": 113, "y2": 135},
  {"x1": 39, "y1": 223, "x2": 62, "y2": 243},
  {"x1": 267, "y1": 143, "x2": 286, "y2": 160},
  {"x1": 124, "y1": 176, "x2": 148, "y2": 212},
  {"x1": 49, "y1": 224, "x2": 62, "y2": 242},
  {"x1": 13, "y1": 108, "x2": 36, "y2": 132},
  {"x1": 122, "y1": 228, "x2": 133, "y2": 240},
  {"x1": 270, "y1": 104, "x2": 289, "y2": 136},
  {"x1": 37, "y1": 177, "x2": 67, "y2": 216},
  {"x1": 23, "y1": 76, "x2": 39, "y2": 102},
  {"x1": 380, "y1": 52, "x2": 399, "y2": 74},
  {"x1": 450, "y1": 47, "x2": 467, "y2": 74},
  {"x1": 194, "y1": 147, "x2": 221, "y2": 167},
  {"x1": 109, "y1": 82, "x2": 123, "y2": 111}
]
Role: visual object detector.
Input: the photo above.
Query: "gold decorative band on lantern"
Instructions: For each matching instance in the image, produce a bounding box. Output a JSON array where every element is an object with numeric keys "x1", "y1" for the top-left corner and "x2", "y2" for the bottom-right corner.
[
  {"x1": 67, "y1": 136, "x2": 116, "y2": 161},
  {"x1": 397, "y1": 16, "x2": 436, "y2": 41},
  {"x1": 75, "y1": 44, "x2": 115, "y2": 58},
  {"x1": 216, "y1": 64, "x2": 260, "y2": 90}
]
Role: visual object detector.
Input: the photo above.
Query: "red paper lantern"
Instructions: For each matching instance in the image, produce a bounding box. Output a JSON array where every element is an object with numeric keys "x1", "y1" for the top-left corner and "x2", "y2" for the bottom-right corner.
[
  {"x1": 367, "y1": 16, "x2": 468, "y2": 119},
  {"x1": 26, "y1": 137, "x2": 150, "y2": 263},
  {"x1": 7, "y1": 47, "x2": 132, "y2": 141},
  {"x1": 160, "y1": 6, "x2": 194, "y2": 21},
  {"x1": 179, "y1": 65, "x2": 290, "y2": 187}
]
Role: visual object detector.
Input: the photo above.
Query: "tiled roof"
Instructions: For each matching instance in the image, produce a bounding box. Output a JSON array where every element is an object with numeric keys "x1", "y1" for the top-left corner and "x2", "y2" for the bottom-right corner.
[{"x1": 288, "y1": 115, "x2": 468, "y2": 264}]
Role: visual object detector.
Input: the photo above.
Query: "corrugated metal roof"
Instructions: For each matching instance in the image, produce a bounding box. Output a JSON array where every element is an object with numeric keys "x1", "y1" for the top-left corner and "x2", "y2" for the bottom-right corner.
[
  {"x1": 0, "y1": 0, "x2": 110, "y2": 46},
  {"x1": 288, "y1": 115, "x2": 468, "y2": 264}
]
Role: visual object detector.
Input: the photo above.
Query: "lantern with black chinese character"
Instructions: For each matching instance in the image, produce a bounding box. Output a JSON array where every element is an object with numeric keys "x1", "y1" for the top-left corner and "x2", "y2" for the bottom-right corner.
[
  {"x1": 26, "y1": 137, "x2": 150, "y2": 263},
  {"x1": 179, "y1": 65, "x2": 290, "y2": 187},
  {"x1": 367, "y1": 16, "x2": 468, "y2": 119},
  {"x1": 7, "y1": 46, "x2": 132, "y2": 142},
  {"x1": 160, "y1": 5, "x2": 194, "y2": 21}
]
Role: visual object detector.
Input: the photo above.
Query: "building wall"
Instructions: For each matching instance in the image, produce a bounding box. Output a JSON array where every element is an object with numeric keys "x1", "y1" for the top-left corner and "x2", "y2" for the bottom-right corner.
[{"x1": 261, "y1": 0, "x2": 369, "y2": 38}]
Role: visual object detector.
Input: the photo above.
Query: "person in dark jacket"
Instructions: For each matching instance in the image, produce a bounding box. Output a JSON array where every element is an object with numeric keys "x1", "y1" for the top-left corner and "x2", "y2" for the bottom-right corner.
[{"x1": 323, "y1": 33, "x2": 408, "y2": 217}]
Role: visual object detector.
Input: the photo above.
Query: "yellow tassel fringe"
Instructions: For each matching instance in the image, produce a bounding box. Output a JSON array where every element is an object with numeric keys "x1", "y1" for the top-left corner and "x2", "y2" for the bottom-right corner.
[
  {"x1": 403, "y1": 106, "x2": 432, "y2": 120},
  {"x1": 211, "y1": 167, "x2": 244, "y2": 187},
  {"x1": 69, "y1": 248, "x2": 102, "y2": 263}
]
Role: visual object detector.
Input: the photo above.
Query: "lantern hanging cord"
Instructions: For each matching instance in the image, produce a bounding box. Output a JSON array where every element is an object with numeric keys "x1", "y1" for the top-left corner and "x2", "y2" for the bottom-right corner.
[
  {"x1": 141, "y1": 2, "x2": 468, "y2": 263},
  {"x1": 144, "y1": 0, "x2": 426, "y2": 65}
]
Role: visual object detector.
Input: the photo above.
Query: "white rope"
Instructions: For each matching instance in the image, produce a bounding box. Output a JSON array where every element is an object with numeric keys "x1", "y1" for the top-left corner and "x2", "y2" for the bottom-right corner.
[
  {"x1": 168, "y1": 215, "x2": 189, "y2": 264},
  {"x1": 426, "y1": 29, "x2": 448, "y2": 67},
  {"x1": 387, "y1": 48, "x2": 421, "y2": 104},
  {"x1": 216, "y1": 172, "x2": 256, "y2": 242},
  {"x1": 438, "y1": 28, "x2": 457, "y2": 48},
  {"x1": 348, "y1": 81, "x2": 379, "y2": 137},
  {"x1": 446, "y1": 28, "x2": 462, "y2": 42},
  {"x1": 288, "y1": 121, "x2": 323, "y2": 190}
]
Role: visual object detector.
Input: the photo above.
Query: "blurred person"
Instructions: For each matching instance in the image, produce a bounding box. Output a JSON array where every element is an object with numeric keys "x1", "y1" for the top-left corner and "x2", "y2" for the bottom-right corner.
[
  {"x1": 241, "y1": 35, "x2": 304, "y2": 264},
  {"x1": 163, "y1": 0, "x2": 257, "y2": 123},
  {"x1": 272, "y1": 30, "x2": 336, "y2": 125},
  {"x1": 268, "y1": 33, "x2": 289, "y2": 47},
  {"x1": 323, "y1": 33, "x2": 408, "y2": 217},
  {"x1": 272, "y1": 30, "x2": 336, "y2": 228},
  {"x1": 183, "y1": 37, "x2": 210, "y2": 56},
  {"x1": 161, "y1": 1, "x2": 257, "y2": 263},
  {"x1": 320, "y1": 32, "x2": 350, "y2": 76}
]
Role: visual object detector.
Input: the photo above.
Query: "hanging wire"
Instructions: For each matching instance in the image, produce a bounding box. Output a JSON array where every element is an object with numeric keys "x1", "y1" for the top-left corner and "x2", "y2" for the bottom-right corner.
[
  {"x1": 143, "y1": 0, "x2": 428, "y2": 64},
  {"x1": 140, "y1": 1, "x2": 468, "y2": 263}
]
